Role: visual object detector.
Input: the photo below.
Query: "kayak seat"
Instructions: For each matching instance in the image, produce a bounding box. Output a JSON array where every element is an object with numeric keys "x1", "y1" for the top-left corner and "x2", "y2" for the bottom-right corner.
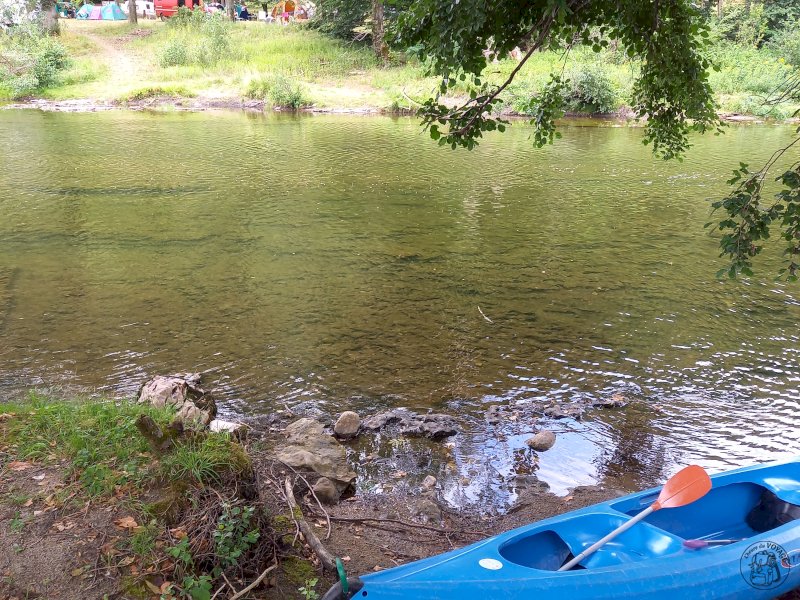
[
  {"x1": 613, "y1": 482, "x2": 769, "y2": 541},
  {"x1": 746, "y1": 489, "x2": 800, "y2": 533},
  {"x1": 498, "y1": 513, "x2": 684, "y2": 571}
]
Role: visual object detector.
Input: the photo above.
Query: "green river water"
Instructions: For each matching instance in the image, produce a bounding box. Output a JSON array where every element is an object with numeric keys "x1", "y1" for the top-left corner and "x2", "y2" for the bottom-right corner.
[{"x1": 1, "y1": 109, "x2": 799, "y2": 506}]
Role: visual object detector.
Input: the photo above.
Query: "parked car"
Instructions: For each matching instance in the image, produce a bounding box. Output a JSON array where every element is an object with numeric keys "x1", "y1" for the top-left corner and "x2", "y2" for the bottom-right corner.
[{"x1": 154, "y1": 0, "x2": 203, "y2": 19}]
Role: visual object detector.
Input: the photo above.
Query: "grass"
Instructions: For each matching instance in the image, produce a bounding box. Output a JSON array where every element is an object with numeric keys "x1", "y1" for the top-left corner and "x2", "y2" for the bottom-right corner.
[
  {"x1": 0, "y1": 392, "x2": 248, "y2": 499},
  {"x1": 2, "y1": 19, "x2": 799, "y2": 118}
]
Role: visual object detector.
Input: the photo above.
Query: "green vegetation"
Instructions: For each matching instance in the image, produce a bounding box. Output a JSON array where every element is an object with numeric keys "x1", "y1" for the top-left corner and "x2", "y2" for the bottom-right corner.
[
  {"x1": 0, "y1": 12, "x2": 796, "y2": 123},
  {"x1": 0, "y1": 393, "x2": 276, "y2": 599}
]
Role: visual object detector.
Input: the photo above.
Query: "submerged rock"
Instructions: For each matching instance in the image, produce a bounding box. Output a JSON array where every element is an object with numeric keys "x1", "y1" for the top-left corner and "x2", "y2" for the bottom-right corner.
[
  {"x1": 526, "y1": 430, "x2": 556, "y2": 452},
  {"x1": 333, "y1": 411, "x2": 361, "y2": 439},
  {"x1": 276, "y1": 418, "x2": 356, "y2": 503},
  {"x1": 138, "y1": 373, "x2": 216, "y2": 426},
  {"x1": 543, "y1": 404, "x2": 584, "y2": 421},
  {"x1": 592, "y1": 393, "x2": 628, "y2": 409},
  {"x1": 361, "y1": 408, "x2": 459, "y2": 440}
]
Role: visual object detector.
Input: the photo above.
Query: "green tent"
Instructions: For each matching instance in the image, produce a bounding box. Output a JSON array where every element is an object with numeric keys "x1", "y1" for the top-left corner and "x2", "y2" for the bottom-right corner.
[
  {"x1": 100, "y1": 2, "x2": 126, "y2": 19},
  {"x1": 75, "y1": 3, "x2": 95, "y2": 18}
]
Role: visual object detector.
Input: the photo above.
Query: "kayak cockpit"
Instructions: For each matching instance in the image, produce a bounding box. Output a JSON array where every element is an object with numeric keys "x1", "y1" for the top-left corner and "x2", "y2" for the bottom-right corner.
[
  {"x1": 500, "y1": 476, "x2": 800, "y2": 572},
  {"x1": 499, "y1": 513, "x2": 684, "y2": 570}
]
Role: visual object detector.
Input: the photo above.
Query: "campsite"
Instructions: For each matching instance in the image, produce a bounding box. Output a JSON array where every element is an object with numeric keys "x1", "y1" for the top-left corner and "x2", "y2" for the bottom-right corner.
[{"x1": 2, "y1": 1, "x2": 800, "y2": 599}]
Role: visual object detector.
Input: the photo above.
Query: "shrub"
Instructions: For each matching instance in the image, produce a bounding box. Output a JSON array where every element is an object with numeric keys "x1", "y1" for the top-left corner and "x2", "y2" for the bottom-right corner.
[
  {"x1": 563, "y1": 64, "x2": 618, "y2": 113},
  {"x1": 0, "y1": 34, "x2": 69, "y2": 97},
  {"x1": 158, "y1": 37, "x2": 189, "y2": 67},
  {"x1": 245, "y1": 74, "x2": 309, "y2": 108},
  {"x1": 768, "y1": 24, "x2": 800, "y2": 67}
]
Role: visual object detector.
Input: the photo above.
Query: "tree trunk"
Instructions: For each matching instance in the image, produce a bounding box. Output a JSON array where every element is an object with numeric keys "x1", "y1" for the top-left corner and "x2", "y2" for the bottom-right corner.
[
  {"x1": 226, "y1": 0, "x2": 235, "y2": 21},
  {"x1": 744, "y1": 0, "x2": 751, "y2": 15},
  {"x1": 128, "y1": 0, "x2": 139, "y2": 24},
  {"x1": 40, "y1": 0, "x2": 60, "y2": 35},
  {"x1": 371, "y1": 0, "x2": 387, "y2": 64},
  {"x1": 717, "y1": 0, "x2": 723, "y2": 18}
]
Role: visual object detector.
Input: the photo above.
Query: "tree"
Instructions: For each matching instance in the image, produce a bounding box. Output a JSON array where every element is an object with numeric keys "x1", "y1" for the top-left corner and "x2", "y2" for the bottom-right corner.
[
  {"x1": 39, "y1": 0, "x2": 58, "y2": 34},
  {"x1": 372, "y1": 0, "x2": 387, "y2": 63},
  {"x1": 395, "y1": 0, "x2": 799, "y2": 278},
  {"x1": 225, "y1": 0, "x2": 235, "y2": 21},
  {"x1": 128, "y1": 0, "x2": 138, "y2": 24}
]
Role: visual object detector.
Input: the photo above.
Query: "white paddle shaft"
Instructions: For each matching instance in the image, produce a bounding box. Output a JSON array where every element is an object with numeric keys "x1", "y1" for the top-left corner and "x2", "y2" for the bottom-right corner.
[{"x1": 557, "y1": 505, "x2": 655, "y2": 572}]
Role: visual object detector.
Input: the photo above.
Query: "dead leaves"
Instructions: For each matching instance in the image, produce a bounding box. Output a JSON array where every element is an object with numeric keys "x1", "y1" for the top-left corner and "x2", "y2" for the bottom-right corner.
[
  {"x1": 7, "y1": 461, "x2": 31, "y2": 471},
  {"x1": 114, "y1": 516, "x2": 139, "y2": 530}
]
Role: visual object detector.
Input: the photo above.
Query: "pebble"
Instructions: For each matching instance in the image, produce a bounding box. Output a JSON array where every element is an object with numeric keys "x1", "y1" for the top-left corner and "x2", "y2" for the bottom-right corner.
[{"x1": 526, "y1": 430, "x2": 556, "y2": 452}]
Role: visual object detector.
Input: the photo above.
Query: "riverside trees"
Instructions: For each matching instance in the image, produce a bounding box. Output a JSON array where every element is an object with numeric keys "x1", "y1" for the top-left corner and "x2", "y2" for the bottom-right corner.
[{"x1": 395, "y1": 0, "x2": 799, "y2": 278}]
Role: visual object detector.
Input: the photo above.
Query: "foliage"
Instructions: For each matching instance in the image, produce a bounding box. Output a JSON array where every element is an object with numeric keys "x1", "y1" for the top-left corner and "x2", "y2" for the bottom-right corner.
[
  {"x1": 767, "y1": 24, "x2": 800, "y2": 68},
  {"x1": 212, "y1": 503, "x2": 260, "y2": 573},
  {"x1": 310, "y1": 0, "x2": 369, "y2": 40},
  {"x1": 244, "y1": 73, "x2": 309, "y2": 108},
  {"x1": 157, "y1": 432, "x2": 250, "y2": 487},
  {"x1": 0, "y1": 393, "x2": 174, "y2": 496},
  {"x1": 710, "y1": 151, "x2": 800, "y2": 281},
  {"x1": 298, "y1": 578, "x2": 320, "y2": 600},
  {"x1": 396, "y1": 0, "x2": 721, "y2": 160},
  {"x1": 563, "y1": 63, "x2": 617, "y2": 113},
  {"x1": 158, "y1": 9, "x2": 231, "y2": 68},
  {"x1": 0, "y1": 25, "x2": 69, "y2": 97}
]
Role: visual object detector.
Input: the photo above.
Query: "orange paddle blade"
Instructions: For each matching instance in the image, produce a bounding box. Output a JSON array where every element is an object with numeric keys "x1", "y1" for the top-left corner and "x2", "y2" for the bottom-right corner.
[{"x1": 653, "y1": 465, "x2": 711, "y2": 510}]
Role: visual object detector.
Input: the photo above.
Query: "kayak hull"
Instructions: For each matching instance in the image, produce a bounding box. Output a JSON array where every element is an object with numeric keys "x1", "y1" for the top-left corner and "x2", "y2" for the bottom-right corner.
[{"x1": 350, "y1": 457, "x2": 800, "y2": 599}]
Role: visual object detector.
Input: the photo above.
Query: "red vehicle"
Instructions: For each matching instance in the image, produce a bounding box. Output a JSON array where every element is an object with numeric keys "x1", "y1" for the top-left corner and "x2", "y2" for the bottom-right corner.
[{"x1": 155, "y1": 0, "x2": 203, "y2": 19}]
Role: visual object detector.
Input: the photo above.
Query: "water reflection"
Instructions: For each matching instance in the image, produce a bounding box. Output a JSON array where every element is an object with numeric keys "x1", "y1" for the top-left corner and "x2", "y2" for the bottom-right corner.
[{"x1": 0, "y1": 111, "x2": 799, "y2": 505}]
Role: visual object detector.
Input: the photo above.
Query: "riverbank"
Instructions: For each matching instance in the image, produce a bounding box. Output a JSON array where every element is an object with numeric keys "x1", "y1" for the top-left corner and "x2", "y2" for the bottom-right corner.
[
  {"x1": 0, "y1": 392, "x2": 621, "y2": 599},
  {"x1": 1, "y1": 20, "x2": 798, "y2": 120}
]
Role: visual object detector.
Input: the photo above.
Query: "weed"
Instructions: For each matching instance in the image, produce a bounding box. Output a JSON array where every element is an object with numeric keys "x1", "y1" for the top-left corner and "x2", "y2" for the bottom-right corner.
[
  {"x1": 9, "y1": 511, "x2": 25, "y2": 533},
  {"x1": 212, "y1": 503, "x2": 260, "y2": 573},
  {"x1": 298, "y1": 577, "x2": 320, "y2": 600},
  {"x1": 158, "y1": 433, "x2": 249, "y2": 487},
  {"x1": 129, "y1": 519, "x2": 161, "y2": 560},
  {"x1": 244, "y1": 74, "x2": 308, "y2": 108}
]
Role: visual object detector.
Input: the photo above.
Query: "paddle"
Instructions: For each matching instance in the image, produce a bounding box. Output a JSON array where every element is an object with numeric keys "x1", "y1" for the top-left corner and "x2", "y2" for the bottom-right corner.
[{"x1": 558, "y1": 465, "x2": 712, "y2": 572}]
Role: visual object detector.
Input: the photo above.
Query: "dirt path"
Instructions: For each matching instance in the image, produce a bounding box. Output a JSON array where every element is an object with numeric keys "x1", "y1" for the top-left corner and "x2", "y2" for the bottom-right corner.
[{"x1": 82, "y1": 30, "x2": 143, "y2": 91}]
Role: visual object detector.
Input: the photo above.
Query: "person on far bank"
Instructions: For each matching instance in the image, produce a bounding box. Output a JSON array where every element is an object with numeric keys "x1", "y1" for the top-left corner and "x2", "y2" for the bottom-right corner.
[{"x1": 239, "y1": 4, "x2": 249, "y2": 19}]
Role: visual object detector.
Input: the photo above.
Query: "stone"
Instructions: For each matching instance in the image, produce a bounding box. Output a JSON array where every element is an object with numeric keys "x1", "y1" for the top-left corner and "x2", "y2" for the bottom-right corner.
[
  {"x1": 333, "y1": 411, "x2": 361, "y2": 439},
  {"x1": 276, "y1": 418, "x2": 356, "y2": 503},
  {"x1": 593, "y1": 393, "x2": 628, "y2": 409},
  {"x1": 412, "y1": 496, "x2": 442, "y2": 524},
  {"x1": 209, "y1": 419, "x2": 249, "y2": 438},
  {"x1": 361, "y1": 408, "x2": 459, "y2": 440},
  {"x1": 421, "y1": 475, "x2": 437, "y2": 489},
  {"x1": 312, "y1": 477, "x2": 341, "y2": 505},
  {"x1": 543, "y1": 404, "x2": 584, "y2": 420},
  {"x1": 526, "y1": 430, "x2": 556, "y2": 452},
  {"x1": 138, "y1": 374, "x2": 216, "y2": 426}
]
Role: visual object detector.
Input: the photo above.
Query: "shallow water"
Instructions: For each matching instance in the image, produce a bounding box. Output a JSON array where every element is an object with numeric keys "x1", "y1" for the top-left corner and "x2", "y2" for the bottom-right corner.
[{"x1": 1, "y1": 110, "x2": 799, "y2": 506}]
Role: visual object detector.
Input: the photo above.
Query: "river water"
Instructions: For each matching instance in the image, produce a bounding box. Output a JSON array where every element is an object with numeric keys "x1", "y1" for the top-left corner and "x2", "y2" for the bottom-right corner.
[{"x1": 1, "y1": 109, "x2": 799, "y2": 507}]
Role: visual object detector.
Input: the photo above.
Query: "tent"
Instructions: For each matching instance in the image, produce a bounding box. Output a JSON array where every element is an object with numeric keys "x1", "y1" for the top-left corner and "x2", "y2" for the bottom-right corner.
[
  {"x1": 75, "y1": 3, "x2": 94, "y2": 18},
  {"x1": 100, "y1": 3, "x2": 126, "y2": 19}
]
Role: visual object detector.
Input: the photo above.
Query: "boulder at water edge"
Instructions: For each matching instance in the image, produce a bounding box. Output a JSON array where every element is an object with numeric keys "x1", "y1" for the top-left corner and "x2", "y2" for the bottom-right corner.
[
  {"x1": 276, "y1": 418, "x2": 356, "y2": 503},
  {"x1": 526, "y1": 429, "x2": 556, "y2": 452},
  {"x1": 333, "y1": 411, "x2": 361, "y2": 439},
  {"x1": 138, "y1": 373, "x2": 217, "y2": 426}
]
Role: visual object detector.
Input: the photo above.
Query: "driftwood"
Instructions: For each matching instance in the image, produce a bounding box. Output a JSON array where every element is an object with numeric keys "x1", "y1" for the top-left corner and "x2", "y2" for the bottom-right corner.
[{"x1": 284, "y1": 477, "x2": 336, "y2": 571}]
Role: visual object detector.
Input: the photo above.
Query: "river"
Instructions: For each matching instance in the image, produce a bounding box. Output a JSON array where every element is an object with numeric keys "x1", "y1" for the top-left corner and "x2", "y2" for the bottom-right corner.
[{"x1": 1, "y1": 109, "x2": 798, "y2": 507}]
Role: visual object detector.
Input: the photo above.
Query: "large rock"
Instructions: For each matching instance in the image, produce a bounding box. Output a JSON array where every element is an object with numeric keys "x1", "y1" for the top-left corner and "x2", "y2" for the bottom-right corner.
[
  {"x1": 276, "y1": 418, "x2": 356, "y2": 502},
  {"x1": 361, "y1": 408, "x2": 459, "y2": 440},
  {"x1": 526, "y1": 429, "x2": 556, "y2": 452},
  {"x1": 333, "y1": 411, "x2": 361, "y2": 439},
  {"x1": 138, "y1": 374, "x2": 216, "y2": 426}
]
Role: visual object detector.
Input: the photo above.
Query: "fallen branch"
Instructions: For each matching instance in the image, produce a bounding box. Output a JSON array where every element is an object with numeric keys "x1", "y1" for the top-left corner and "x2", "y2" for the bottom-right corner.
[
  {"x1": 284, "y1": 477, "x2": 337, "y2": 571},
  {"x1": 229, "y1": 563, "x2": 277, "y2": 600}
]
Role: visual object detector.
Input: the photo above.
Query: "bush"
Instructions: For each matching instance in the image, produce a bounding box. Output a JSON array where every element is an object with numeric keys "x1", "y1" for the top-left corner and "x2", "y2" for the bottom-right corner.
[
  {"x1": 563, "y1": 64, "x2": 618, "y2": 113},
  {"x1": 0, "y1": 33, "x2": 69, "y2": 98},
  {"x1": 245, "y1": 74, "x2": 309, "y2": 108},
  {"x1": 158, "y1": 11, "x2": 232, "y2": 68},
  {"x1": 768, "y1": 24, "x2": 800, "y2": 67},
  {"x1": 158, "y1": 37, "x2": 189, "y2": 67}
]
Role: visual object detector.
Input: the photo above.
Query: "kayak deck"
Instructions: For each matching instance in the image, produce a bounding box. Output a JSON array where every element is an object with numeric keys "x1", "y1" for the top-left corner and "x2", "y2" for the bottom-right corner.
[{"x1": 353, "y1": 457, "x2": 800, "y2": 599}]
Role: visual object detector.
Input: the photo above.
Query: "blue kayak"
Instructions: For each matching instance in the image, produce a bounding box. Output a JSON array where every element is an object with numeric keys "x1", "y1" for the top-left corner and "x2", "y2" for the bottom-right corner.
[{"x1": 323, "y1": 457, "x2": 800, "y2": 599}]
